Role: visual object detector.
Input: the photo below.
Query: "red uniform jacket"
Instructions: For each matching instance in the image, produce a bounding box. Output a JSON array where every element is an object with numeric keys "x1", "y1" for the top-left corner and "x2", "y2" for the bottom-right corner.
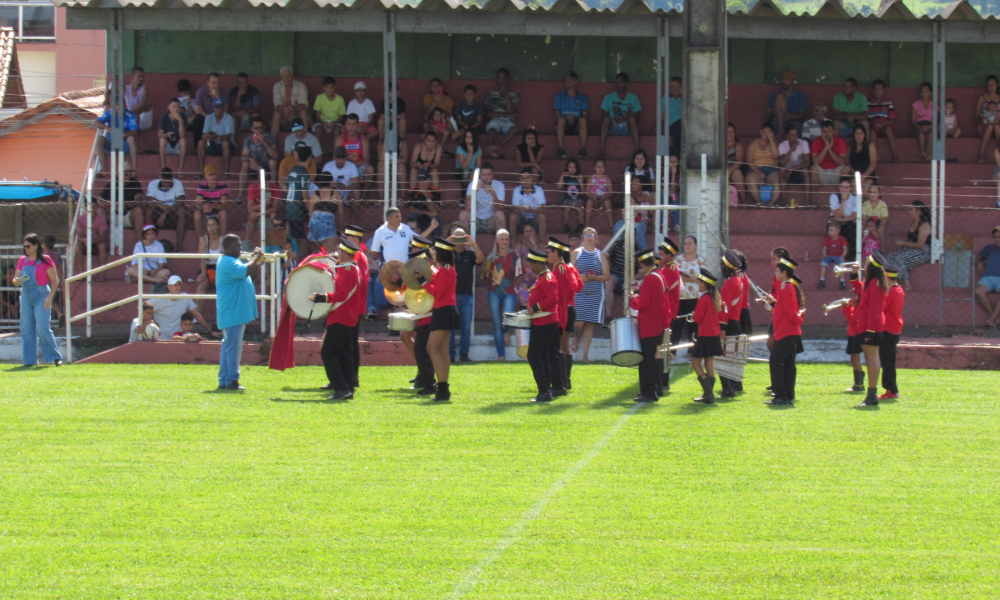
[
  {"x1": 551, "y1": 263, "x2": 571, "y2": 329},
  {"x1": 564, "y1": 263, "x2": 584, "y2": 306},
  {"x1": 739, "y1": 273, "x2": 750, "y2": 311},
  {"x1": 659, "y1": 262, "x2": 682, "y2": 324},
  {"x1": 842, "y1": 304, "x2": 858, "y2": 337},
  {"x1": 772, "y1": 281, "x2": 803, "y2": 341},
  {"x1": 693, "y1": 293, "x2": 722, "y2": 338},
  {"x1": 528, "y1": 270, "x2": 560, "y2": 326},
  {"x1": 629, "y1": 270, "x2": 667, "y2": 339},
  {"x1": 883, "y1": 284, "x2": 905, "y2": 335},
  {"x1": 354, "y1": 251, "x2": 370, "y2": 320},
  {"x1": 423, "y1": 263, "x2": 457, "y2": 308},
  {"x1": 325, "y1": 263, "x2": 362, "y2": 327},
  {"x1": 850, "y1": 274, "x2": 863, "y2": 295},
  {"x1": 856, "y1": 280, "x2": 886, "y2": 334},
  {"x1": 721, "y1": 276, "x2": 742, "y2": 325}
]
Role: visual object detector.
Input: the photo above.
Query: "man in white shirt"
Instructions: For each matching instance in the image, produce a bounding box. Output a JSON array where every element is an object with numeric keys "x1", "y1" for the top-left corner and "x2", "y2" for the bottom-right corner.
[
  {"x1": 150, "y1": 275, "x2": 216, "y2": 338},
  {"x1": 321, "y1": 147, "x2": 361, "y2": 206},
  {"x1": 271, "y1": 65, "x2": 310, "y2": 139},
  {"x1": 145, "y1": 168, "x2": 188, "y2": 250},
  {"x1": 198, "y1": 97, "x2": 236, "y2": 178},
  {"x1": 778, "y1": 123, "x2": 812, "y2": 205},
  {"x1": 347, "y1": 81, "x2": 378, "y2": 141},
  {"x1": 282, "y1": 118, "x2": 323, "y2": 158},
  {"x1": 460, "y1": 162, "x2": 507, "y2": 234},
  {"x1": 367, "y1": 208, "x2": 415, "y2": 319},
  {"x1": 509, "y1": 167, "x2": 548, "y2": 239}
]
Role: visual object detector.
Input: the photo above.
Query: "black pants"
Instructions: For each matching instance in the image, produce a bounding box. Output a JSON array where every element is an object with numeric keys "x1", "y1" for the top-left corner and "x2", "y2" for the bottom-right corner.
[
  {"x1": 879, "y1": 332, "x2": 901, "y2": 393},
  {"x1": 190, "y1": 114, "x2": 206, "y2": 145},
  {"x1": 769, "y1": 335, "x2": 801, "y2": 401},
  {"x1": 320, "y1": 323, "x2": 355, "y2": 393},
  {"x1": 414, "y1": 323, "x2": 435, "y2": 388},
  {"x1": 549, "y1": 326, "x2": 566, "y2": 391},
  {"x1": 639, "y1": 335, "x2": 660, "y2": 398},
  {"x1": 670, "y1": 298, "x2": 698, "y2": 346},
  {"x1": 351, "y1": 319, "x2": 361, "y2": 387},
  {"x1": 739, "y1": 307, "x2": 753, "y2": 337},
  {"x1": 669, "y1": 119, "x2": 682, "y2": 156},
  {"x1": 528, "y1": 322, "x2": 559, "y2": 395}
]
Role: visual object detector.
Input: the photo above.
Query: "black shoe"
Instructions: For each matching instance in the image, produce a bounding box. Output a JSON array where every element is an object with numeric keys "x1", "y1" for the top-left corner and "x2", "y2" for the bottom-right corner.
[
  {"x1": 693, "y1": 396, "x2": 715, "y2": 404},
  {"x1": 365, "y1": 309, "x2": 377, "y2": 322},
  {"x1": 634, "y1": 395, "x2": 658, "y2": 403},
  {"x1": 845, "y1": 385, "x2": 864, "y2": 393},
  {"x1": 418, "y1": 384, "x2": 437, "y2": 395},
  {"x1": 860, "y1": 388, "x2": 879, "y2": 406},
  {"x1": 766, "y1": 398, "x2": 792, "y2": 405},
  {"x1": 329, "y1": 389, "x2": 353, "y2": 400},
  {"x1": 227, "y1": 381, "x2": 245, "y2": 391},
  {"x1": 551, "y1": 388, "x2": 568, "y2": 397},
  {"x1": 460, "y1": 354, "x2": 471, "y2": 363},
  {"x1": 859, "y1": 398, "x2": 879, "y2": 406},
  {"x1": 555, "y1": 147, "x2": 566, "y2": 159},
  {"x1": 321, "y1": 383, "x2": 336, "y2": 391},
  {"x1": 531, "y1": 392, "x2": 553, "y2": 403},
  {"x1": 839, "y1": 280, "x2": 847, "y2": 290},
  {"x1": 53, "y1": 359, "x2": 63, "y2": 367},
  {"x1": 434, "y1": 382, "x2": 451, "y2": 401},
  {"x1": 818, "y1": 279, "x2": 826, "y2": 289},
  {"x1": 720, "y1": 377, "x2": 736, "y2": 398},
  {"x1": 409, "y1": 377, "x2": 419, "y2": 384},
  {"x1": 577, "y1": 148, "x2": 588, "y2": 159}
]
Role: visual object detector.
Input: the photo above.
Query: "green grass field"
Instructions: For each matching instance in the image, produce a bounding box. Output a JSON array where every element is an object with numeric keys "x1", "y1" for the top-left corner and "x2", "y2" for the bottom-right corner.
[{"x1": 1, "y1": 362, "x2": 998, "y2": 599}]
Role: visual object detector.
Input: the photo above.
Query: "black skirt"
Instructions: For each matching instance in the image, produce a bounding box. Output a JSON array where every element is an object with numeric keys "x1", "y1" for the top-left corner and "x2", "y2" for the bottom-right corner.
[
  {"x1": 860, "y1": 331, "x2": 882, "y2": 347},
  {"x1": 690, "y1": 334, "x2": 724, "y2": 358},
  {"x1": 739, "y1": 307, "x2": 753, "y2": 336},
  {"x1": 430, "y1": 305, "x2": 460, "y2": 331},
  {"x1": 565, "y1": 305, "x2": 577, "y2": 334},
  {"x1": 725, "y1": 319, "x2": 741, "y2": 336},
  {"x1": 845, "y1": 333, "x2": 863, "y2": 355}
]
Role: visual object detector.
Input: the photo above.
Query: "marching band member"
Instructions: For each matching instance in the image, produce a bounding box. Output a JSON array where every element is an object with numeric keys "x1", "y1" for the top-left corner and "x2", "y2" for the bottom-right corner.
[
  {"x1": 734, "y1": 250, "x2": 751, "y2": 392},
  {"x1": 398, "y1": 236, "x2": 431, "y2": 383},
  {"x1": 341, "y1": 224, "x2": 368, "y2": 390},
  {"x1": 842, "y1": 293, "x2": 865, "y2": 392},
  {"x1": 418, "y1": 237, "x2": 459, "y2": 401},
  {"x1": 408, "y1": 237, "x2": 437, "y2": 395},
  {"x1": 719, "y1": 249, "x2": 744, "y2": 398},
  {"x1": 557, "y1": 240, "x2": 584, "y2": 390},
  {"x1": 311, "y1": 240, "x2": 362, "y2": 401},
  {"x1": 879, "y1": 263, "x2": 905, "y2": 400},
  {"x1": 545, "y1": 236, "x2": 571, "y2": 395},
  {"x1": 854, "y1": 250, "x2": 888, "y2": 407},
  {"x1": 767, "y1": 258, "x2": 804, "y2": 406},
  {"x1": 692, "y1": 268, "x2": 724, "y2": 404},
  {"x1": 762, "y1": 246, "x2": 790, "y2": 393},
  {"x1": 629, "y1": 249, "x2": 666, "y2": 402},
  {"x1": 657, "y1": 238, "x2": 681, "y2": 394},
  {"x1": 525, "y1": 248, "x2": 561, "y2": 403}
]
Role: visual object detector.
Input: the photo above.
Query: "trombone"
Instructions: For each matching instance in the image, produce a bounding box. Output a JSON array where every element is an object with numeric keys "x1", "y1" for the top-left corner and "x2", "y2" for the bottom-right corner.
[
  {"x1": 241, "y1": 251, "x2": 287, "y2": 264},
  {"x1": 822, "y1": 298, "x2": 851, "y2": 314},
  {"x1": 832, "y1": 262, "x2": 860, "y2": 276}
]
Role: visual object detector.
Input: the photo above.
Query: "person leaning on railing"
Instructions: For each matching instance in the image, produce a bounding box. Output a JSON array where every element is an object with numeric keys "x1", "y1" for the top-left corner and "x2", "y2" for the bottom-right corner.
[{"x1": 126, "y1": 224, "x2": 171, "y2": 285}]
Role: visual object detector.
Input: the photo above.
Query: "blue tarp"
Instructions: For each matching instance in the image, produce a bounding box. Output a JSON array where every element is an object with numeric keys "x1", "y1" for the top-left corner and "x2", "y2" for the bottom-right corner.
[{"x1": 0, "y1": 184, "x2": 78, "y2": 202}]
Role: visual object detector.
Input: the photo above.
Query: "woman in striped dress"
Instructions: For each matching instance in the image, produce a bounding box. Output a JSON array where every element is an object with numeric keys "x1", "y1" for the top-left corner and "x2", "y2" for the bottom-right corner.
[
  {"x1": 885, "y1": 200, "x2": 931, "y2": 291},
  {"x1": 571, "y1": 227, "x2": 609, "y2": 362}
]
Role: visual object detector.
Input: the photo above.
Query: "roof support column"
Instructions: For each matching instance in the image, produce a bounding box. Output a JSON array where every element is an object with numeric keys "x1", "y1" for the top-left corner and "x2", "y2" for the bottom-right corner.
[
  {"x1": 930, "y1": 21, "x2": 946, "y2": 265},
  {"x1": 682, "y1": 0, "x2": 727, "y2": 261},
  {"x1": 654, "y1": 15, "x2": 669, "y2": 249},
  {"x1": 382, "y1": 10, "x2": 398, "y2": 213},
  {"x1": 108, "y1": 9, "x2": 125, "y2": 255}
]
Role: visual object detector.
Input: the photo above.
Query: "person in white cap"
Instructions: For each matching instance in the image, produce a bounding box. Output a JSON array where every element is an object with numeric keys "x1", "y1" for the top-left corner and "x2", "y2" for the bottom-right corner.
[
  {"x1": 347, "y1": 80, "x2": 378, "y2": 141},
  {"x1": 149, "y1": 274, "x2": 216, "y2": 340},
  {"x1": 126, "y1": 224, "x2": 171, "y2": 284}
]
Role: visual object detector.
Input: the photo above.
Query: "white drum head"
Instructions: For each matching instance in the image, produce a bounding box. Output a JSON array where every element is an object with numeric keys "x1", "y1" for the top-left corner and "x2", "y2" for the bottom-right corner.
[{"x1": 286, "y1": 259, "x2": 337, "y2": 320}]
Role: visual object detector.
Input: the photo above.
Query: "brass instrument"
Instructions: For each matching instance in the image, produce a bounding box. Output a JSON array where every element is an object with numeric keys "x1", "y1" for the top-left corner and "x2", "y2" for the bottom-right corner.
[
  {"x1": 822, "y1": 298, "x2": 851, "y2": 315},
  {"x1": 832, "y1": 262, "x2": 861, "y2": 276},
  {"x1": 746, "y1": 276, "x2": 774, "y2": 311},
  {"x1": 241, "y1": 251, "x2": 287, "y2": 263},
  {"x1": 402, "y1": 257, "x2": 434, "y2": 290},
  {"x1": 380, "y1": 260, "x2": 407, "y2": 307}
]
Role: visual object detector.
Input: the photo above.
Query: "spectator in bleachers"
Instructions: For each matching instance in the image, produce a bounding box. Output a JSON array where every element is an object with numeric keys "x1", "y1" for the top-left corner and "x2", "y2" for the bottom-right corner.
[
  {"x1": 197, "y1": 98, "x2": 236, "y2": 179},
  {"x1": 885, "y1": 200, "x2": 932, "y2": 291},
  {"x1": 585, "y1": 157, "x2": 613, "y2": 231},
  {"x1": 145, "y1": 168, "x2": 188, "y2": 251},
  {"x1": 602, "y1": 220, "x2": 642, "y2": 322},
  {"x1": 279, "y1": 140, "x2": 317, "y2": 181},
  {"x1": 377, "y1": 134, "x2": 408, "y2": 202},
  {"x1": 454, "y1": 129, "x2": 482, "y2": 190},
  {"x1": 272, "y1": 66, "x2": 310, "y2": 139},
  {"x1": 765, "y1": 69, "x2": 807, "y2": 141},
  {"x1": 557, "y1": 158, "x2": 584, "y2": 234},
  {"x1": 150, "y1": 275, "x2": 215, "y2": 340},
  {"x1": 619, "y1": 175, "x2": 652, "y2": 250},
  {"x1": 515, "y1": 128, "x2": 545, "y2": 180},
  {"x1": 423, "y1": 78, "x2": 454, "y2": 124},
  {"x1": 452, "y1": 85, "x2": 485, "y2": 151},
  {"x1": 228, "y1": 73, "x2": 261, "y2": 133},
  {"x1": 308, "y1": 172, "x2": 341, "y2": 254},
  {"x1": 410, "y1": 130, "x2": 442, "y2": 190},
  {"x1": 809, "y1": 120, "x2": 851, "y2": 204},
  {"x1": 981, "y1": 101, "x2": 1000, "y2": 163},
  {"x1": 484, "y1": 228, "x2": 522, "y2": 360},
  {"x1": 195, "y1": 164, "x2": 230, "y2": 242},
  {"x1": 599, "y1": 72, "x2": 641, "y2": 159},
  {"x1": 95, "y1": 95, "x2": 139, "y2": 176},
  {"x1": 312, "y1": 76, "x2": 345, "y2": 137},
  {"x1": 1, "y1": 265, "x2": 19, "y2": 320},
  {"x1": 945, "y1": 99, "x2": 961, "y2": 138},
  {"x1": 321, "y1": 147, "x2": 359, "y2": 227},
  {"x1": 726, "y1": 123, "x2": 747, "y2": 205},
  {"x1": 192, "y1": 72, "x2": 225, "y2": 148},
  {"x1": 510, "y1": 167, "x2": 548, "y2": 241},
  {"x1": 407, "y1": 173, "x2": 441, "y2": 237},
  {"x1": 97, "y1": 160, "x2": 145, "y2": 232},
  {"x1": 158, "y1": 98, "x2": 188, "y2": 174},
  {"x1": 911, "y1": 82, "x2": 934, "y2": 162},
  {"x1": 975, "y1": 225, "x2": 1000, "y2": 329},
  {"x1": 176, "y1": 79, "x2": 194, "y2": 121},
  {"x1": 448, "y1": 225, "x2": 484, "y2": 363},
  {"x1": 818, "y1": 221, "x2": 849, "y2": 290},
  {"x1": 126, "y1": 224, "x2": 171, "y2": 284},
  {"x1": 129, "y1": 302, "x2": 155, "y2": 343},
  {"x1": 848, "y1": 123, "x2": 879, "y2": 186},
  {"x1": 336, "y1": 114, "x2": 373, "y2": 195},
  {"x1": 484, "y1": 68, "x2": 520, "y2": 159},
  {"x1": 239, "y1": 116, "x2": 279, "y2": 200},
  {"x1": 553, "y1": 71, "x2": 589, "y2": 160},
  {"x1": 832, "y1": 77, "x2": 869, "y2": 138},
  {"x1": 862, "y1": 183, "x2": 889, "y2": 249},
  {"x1": 461, "y1": 162, "x2": 506, "y2": 234},
  {"x1": 514, "y1": 221, "x2": 542, "y2": 309},
  {"x1": 378, "y1": 83, "x2": 407, "y2": 145},
  {"x1": 195, "y1": 216, "x2": 223, "y2": 311},
  {"x1": 624, "y1": 148, "x2": 655, "y2": 184},
  {"x1": 801, "y1": 102, "x2": 826, "y2": 141},
  {"x1": 861, "y1": 216, "x2": 882, "y2": 261},
  {"x1": 286, "y1": 146, "x2": 315, "y2": 254},
  {"x1": 868, "y1": 80, "x2": 898, "y2": 163},
  {"x1": 746, "y1": 123, "x2": 782, "y2": 206},
  {"x1": 975, "y1": 75, "x2": 1000, "y2": 162},
  {"x1": 74, "y1": 198, "x2": 108, "y2": 280},
  {"x1": 670, "y1": 235, "x2": 707, "y2": 346},
  {"x1": 246, "y1": 171, "x2": 282, "y2": 247},
  {"x1": 425, "y1": 107, "x2": 454, "y2": 145},
  {"x1": 283, "y1": 118, "x2": 322, "y2": 159},
  {"x1": 778, "y1": 123, "x2": 810, "y2": 204},
  {"x1": 347, "y1": 82, "x2": 378, "y2": 142},
  {"x1": 829, "y1": 177, "x2": 858, "y2": 260},
  {"x1": 125, "y1": 66, "x2": 153, "y2": 132},
  {"x1": 667, "y1": 77, "x2": 682, "y2": 155}
]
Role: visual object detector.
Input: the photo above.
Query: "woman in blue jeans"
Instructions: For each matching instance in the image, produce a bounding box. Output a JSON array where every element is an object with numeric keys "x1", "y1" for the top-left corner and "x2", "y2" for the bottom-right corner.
[
  {"x1": 14, "y1": 233, "x2": 63, "y2": 366},
  {"x1": 484, "y1": 229, "x2": 523, "y2": 360}
]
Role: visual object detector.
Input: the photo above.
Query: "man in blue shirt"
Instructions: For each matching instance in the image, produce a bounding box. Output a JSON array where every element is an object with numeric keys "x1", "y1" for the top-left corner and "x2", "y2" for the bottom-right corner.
[
  {"x1": 95, "y1": 96, "x2": 139, "y2": 174},
  {"x1": 975, "y1": 225, "x2": 1000, "y2": 328},
  {"x1": 599, "y1": 72, "x2": 641, "y2": 158},
  {"x1": 553, "y1": 71, "x2": 589, "y2": 160},
  {"x1": 216, "y1": 234, "x2": 262, "y2": 390},
  {"x1": 765, "y1": 69, "x2": 808, "y2": 141}
]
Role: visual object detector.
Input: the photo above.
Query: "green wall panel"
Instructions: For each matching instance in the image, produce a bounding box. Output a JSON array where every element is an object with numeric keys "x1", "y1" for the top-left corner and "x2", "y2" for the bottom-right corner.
[
  {"x1": 406, "y1": 33, "x2": 451, "y2": 81},
  {"x1": 293, "y1": 32, "x2": 384, "y2": 78},
  {"x1": 888, "y1": 42, "x2": 931, "y2": 87},
  {"x1": 134, "y1": 31, "x2": 263, "y2": 75},
  {"x1": 448, "y1": 34, "x2": 578, "y2": 81},
  {"x1": 946, "y1": 44, "x2": 1000, "y2": 88},
  {"x1": 729, "y1": 38, "x2": 766, "y2": 84},
  {"x1": 763, "y1": 40, "x2": 890, "y2": 85}
]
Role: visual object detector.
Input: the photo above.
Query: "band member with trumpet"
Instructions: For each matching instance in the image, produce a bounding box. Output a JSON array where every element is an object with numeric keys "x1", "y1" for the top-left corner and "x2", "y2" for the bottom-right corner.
[
  {"x1": 341, "y1": 224, "x2": 368, "y2": 390},
  {"x1": 656, "y1": 238, "x2": 681, "y2": 394},
  {"x1": 879, "y1": 263, "x2": 905, "y2": 400},
  {"x1": 719, "y1": 249, "x2": 744, "y2": 398},
  {"x1": 417, "y1": 237, "x2": 459, "y2": 401},
  {"x1": 311, "y1": 240, "x2": 362, "y2": 401},
  {"x1": 545, "y1": 236, "x2": 572, "y2": 395},
  {"x1": 767, "y1": 257, "x2": 804, "y2": 406},
  {"x1": 629, "y1": 249, "x2": 667, "y2": 403},
  {"x1": 217, "y1": 235, "x2": 262, "y2": 391},
  {"x1": 525, "y1": 248, "x2": 561, "y2": 403},
  {"x1": 853, "y1": 250, "x2": 889, "y2": 407},
  {"x1": 547, "y1": 236, "x2": 583, "y2": 392},
  {"x1": 827, "y1": 294, "x2": 865, "y2": 393},
  {"x1": 692, "y1": 268, "x2": 725, "y2": 404}
]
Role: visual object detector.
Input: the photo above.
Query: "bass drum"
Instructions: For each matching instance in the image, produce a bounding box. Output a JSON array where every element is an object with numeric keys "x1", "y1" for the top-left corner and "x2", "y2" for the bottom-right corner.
[
  {"x1": 285, "y1": 257, "x2": 337, "y2": 320},
  {"x1": 609, "y1": 317, "x2": 643, "y2": 367},
  {"x1": 514, "y1": 329, "x2": 530, "y2": 359}
]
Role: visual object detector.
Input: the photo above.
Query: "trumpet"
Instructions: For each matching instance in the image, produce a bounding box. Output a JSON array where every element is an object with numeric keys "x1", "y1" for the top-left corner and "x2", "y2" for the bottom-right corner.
[
  {"x1": 677, "y1": 312, "x2": 695, "y2": 323},
  {"x1": 822, "y1": 298, "x2": 851, "y2": 314},
  {"x1": 746, "y1": 276, "x2": 774, "y2": 311},
  {"x1": 832, "y1": 262, "x2": 860, "y2": 276},
  {"x1": 241, "y1": 251, "x2": 287, "y2": 264}
]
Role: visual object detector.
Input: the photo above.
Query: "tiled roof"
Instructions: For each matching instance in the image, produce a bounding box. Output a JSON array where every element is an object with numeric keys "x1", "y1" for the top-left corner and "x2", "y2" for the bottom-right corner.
[
  {"x1": 0, "y1": 87, "x2": 106, "y2": 137},
  {"x1": 0, "y1": 27, "x2": 28, "y2": 111}
]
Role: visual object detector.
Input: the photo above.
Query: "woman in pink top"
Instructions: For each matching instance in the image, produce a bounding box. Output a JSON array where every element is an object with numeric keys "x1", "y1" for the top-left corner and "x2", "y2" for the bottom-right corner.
[
  {"x1": 911, "y1": 82, "x2": 934, "y2": 162},
  {"x1": 13, "y1": 233, "x2": 63, "y2": 366},
  {"x1": 585, "y1": 157, "x2": 614, "y2": 231}
]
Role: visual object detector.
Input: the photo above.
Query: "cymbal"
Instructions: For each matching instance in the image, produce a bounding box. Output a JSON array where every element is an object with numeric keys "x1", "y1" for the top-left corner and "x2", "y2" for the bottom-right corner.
[
  {"x1": 402, "y1": 257, "x2": 433, "y2": 290},
  {"x1": 384, "y1": 288, "x2": 407, "y2": 307},
  {"x1": 404, "y1": 287, "x2": 434, "y2": 314},
  {"x1": 380, "y1": 260, "x2": 405, "y2": 293}
]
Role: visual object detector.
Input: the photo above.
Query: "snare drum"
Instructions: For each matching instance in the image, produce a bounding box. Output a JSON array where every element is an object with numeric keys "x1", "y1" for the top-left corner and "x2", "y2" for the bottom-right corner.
[
  {"x1": 609, "y1": 317, "x2": 643, "y2": 367},
  {"x1": 285, "y1": 257, "x2": 337, "y2": 320},
  {"x1": 514, "y1": 329, "x2": 530, "y2": 359},
  {"x1": 387, "y1": 312, "x2": 430, "y2": 332},
  {"x1": 503, "y1": 312, "x2": 534, "y2": 329}
]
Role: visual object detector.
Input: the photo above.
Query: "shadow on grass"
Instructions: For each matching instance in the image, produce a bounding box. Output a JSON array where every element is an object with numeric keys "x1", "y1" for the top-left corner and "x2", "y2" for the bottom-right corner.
[
  {"x1": 852, "y1": 403, "x2": 881, "y2": 411},
  {"x1": 671, "y1": 401, "x2": 719, "y2": 415},
  {"x1": 479, "y1": 400, "x2": 537, "y2": 414},
  {"x1": 7, "y1": 365, "x2": 40, "y2": 371},
  {"x1": 282, "y1": 386, "x2": 326, "y2": 393},
  {"x1": 270, "y1": 396, "x2": 351, "y2": 405}
]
